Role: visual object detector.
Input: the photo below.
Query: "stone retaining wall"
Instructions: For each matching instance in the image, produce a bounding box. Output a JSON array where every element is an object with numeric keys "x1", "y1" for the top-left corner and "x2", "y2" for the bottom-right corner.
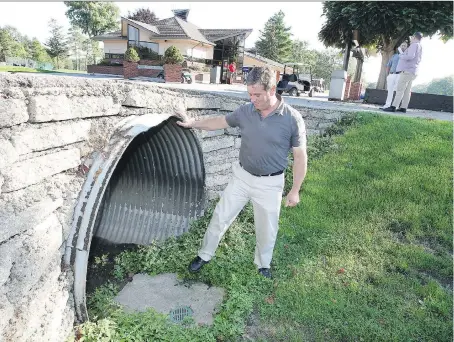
[{"x1": 0, "y1": 73, "x2": 343, "y2": 341}]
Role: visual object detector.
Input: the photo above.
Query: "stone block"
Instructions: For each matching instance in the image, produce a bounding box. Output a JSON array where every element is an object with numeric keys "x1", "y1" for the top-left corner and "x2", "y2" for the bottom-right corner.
[
  {"x1": 0, "y1": 98, "x2": 28, "y2": 127},
  {"x1": 11, "y1": 121, "x2": 91, "y2": 155},
  {"x1": 123, "y1": 88, "x2": 185, "y2": 112},
  {"x1": 225, "y1": 126, "x2": 240, "y2": 136},
  {"x1": 28, "y1": 95, "x2": 120, "y2": 122},
  {"x1": 4, "y1": 214, "x2": 62, "y2": 306},
  {"x1": 0, "y1": 139, "x2": 18, "y2": 170},
  {"x1": 0, "y1": 197, "x2": 63, "y2": 243},
  {"x1": 1, "y1": 148, "x2": 80, "y2": 192},
  {"x1": 205, "y1": 162, "x2": 233, "y2": 174},
  {"x1": 307, "y1": 129, "x2": 321, "y2": 136},
  {"x1": 220, "y1": 100, "x2": 243, "y2": 112},
  {"x1": 200, "y1": 129, "x2": 225, "y2": 138},
  {"x1": 201, "y1": 136, "x2": 235, "y2": 153},
  {"x1": 205, "y1": 173, "x2": 231, "y2": 188},
  {"x1": 234, "y1": 137, "x2": 241, "y2": 149},
  {"x1": 185, "y1": 96, "x2": 221, "y2": 109},
  {"x1": 204, "y1": 147, "x2": 239, "y2": 164},
  {"x1": 1, "y1": 256, "x2": 71, "y2": 342}
]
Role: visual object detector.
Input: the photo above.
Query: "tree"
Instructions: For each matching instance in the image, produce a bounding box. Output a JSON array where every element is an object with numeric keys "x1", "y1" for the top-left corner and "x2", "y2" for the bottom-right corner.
[
  {"x1": 30, "y1": 38, "x2": 50, "y2": 63},
  {"x1": 311, "y1": 49, "x2": 344, "y2": 86},
  {"x1": 127, "y1": 7, "x2": 158, "y2": 25},
  {"x1": 68, "y1": 26, "x2": 85, "y2": 70},
  {"x1": 0, "y1": 26, "x2": 27, "y2": 61},
  {"x1": 163, "y1": 46, "x2": 183, "y2": 64},
  {"x1": 319, "y1": 2, "x2": 453, "y2": 89},
  {"x1": 255, "y1": 10, "x2": 292, "y2": 63},
  {"x1": 124, "y1": 47, "x2": 140, "y2": 62},
  {"x1": 45, "y1": 18, "x2": 70, "y2": 69},
  {"x1": 81, "y1": 38, "x2": 103, "y2": 69},
  {"x1": 64, "y1": 1, "x2": 120, "y2": 38},
  {"x1": 412, "y1": 76, "x2": 453, "y2": 96}
]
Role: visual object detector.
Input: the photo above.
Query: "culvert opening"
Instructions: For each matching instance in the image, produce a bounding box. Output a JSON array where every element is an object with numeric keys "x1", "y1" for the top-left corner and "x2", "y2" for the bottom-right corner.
[{"x1": 84, "y1": 116, "x2": 206, "y2": 313}]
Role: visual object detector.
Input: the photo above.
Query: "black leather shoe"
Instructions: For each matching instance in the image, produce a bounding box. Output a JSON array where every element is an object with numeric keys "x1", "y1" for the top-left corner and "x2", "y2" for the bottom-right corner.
[
  {"x1": 397, "y1": 108, "x2": 407, "y2": 113},
  {"x1": 188, "y1": 256, "x2": 209, "y2": 273},
  {"x1": 382, "y1": 106, "x2": 396, "y2": 112},
  {"x1": 258, "y1": 268, "x2": 272, "y2": 279}
]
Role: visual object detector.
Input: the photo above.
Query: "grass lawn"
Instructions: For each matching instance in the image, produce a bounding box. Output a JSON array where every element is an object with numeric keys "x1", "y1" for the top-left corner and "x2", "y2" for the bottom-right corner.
[
  {"x1": 76, "y1": 113, "x2": 452, "y2": 342},
  {"x1": 0, "y1": 65, "x2": 86, "y2": 74}
]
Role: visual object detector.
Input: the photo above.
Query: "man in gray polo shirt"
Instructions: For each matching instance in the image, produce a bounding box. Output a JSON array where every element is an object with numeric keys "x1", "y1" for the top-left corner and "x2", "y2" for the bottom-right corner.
[{"x1": 177, "y1": 66, "x2": 307, "y2": 278}]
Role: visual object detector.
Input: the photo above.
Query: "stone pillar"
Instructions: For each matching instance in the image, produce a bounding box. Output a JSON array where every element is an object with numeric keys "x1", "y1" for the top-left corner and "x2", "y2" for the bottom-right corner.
[
  {"x1": 349, "y1": 81, "x2": 363, "y2": 101},
  {"x1": 123, "y1": 61, "x2": 139, "y2": 79},
  {"x1": 164, "y1": 64, "x2": 183, "y2": 83},
  {"x1": 344, "y1": 75, "x2": 352, "y2": 100}
]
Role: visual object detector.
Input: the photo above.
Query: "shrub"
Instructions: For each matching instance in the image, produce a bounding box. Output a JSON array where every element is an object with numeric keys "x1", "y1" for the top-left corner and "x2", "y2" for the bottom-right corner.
[
  {"x1": 163, "y1": 46, "x2": 184, "y2": 65},
  {"x1": 124, "y1": 47, "x2": 140, "y2": 63}
]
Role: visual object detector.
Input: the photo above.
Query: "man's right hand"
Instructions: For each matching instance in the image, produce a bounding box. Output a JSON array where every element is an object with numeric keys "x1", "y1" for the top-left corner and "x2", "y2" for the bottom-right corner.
[
  {"x1": 175, "y1": 109, "x2": 195, "y2": 128},
  {"x1": 177, "y1": 117, "x2": 195, "y2": 128}
]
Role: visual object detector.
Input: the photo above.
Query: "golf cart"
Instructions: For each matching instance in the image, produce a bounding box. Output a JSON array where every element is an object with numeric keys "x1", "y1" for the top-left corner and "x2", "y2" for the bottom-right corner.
[{"x1": 277, "y1": 63, "x2": 313, "y2": 97}]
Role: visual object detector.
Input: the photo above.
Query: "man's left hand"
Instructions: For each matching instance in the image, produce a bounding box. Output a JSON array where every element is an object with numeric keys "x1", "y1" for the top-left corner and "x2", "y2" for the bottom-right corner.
[{"x1": 285, "y1": 189, "x2": 300, "y2": 207}]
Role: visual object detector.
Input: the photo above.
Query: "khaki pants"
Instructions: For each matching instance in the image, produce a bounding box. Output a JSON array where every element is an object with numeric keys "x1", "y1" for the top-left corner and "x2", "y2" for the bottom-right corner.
[
  {"x1": 198, "y1": 163, "x2": 285, "y2": 269},
  {"x1": 392, "y1": 71, "x2": 417, "y2": 109}
]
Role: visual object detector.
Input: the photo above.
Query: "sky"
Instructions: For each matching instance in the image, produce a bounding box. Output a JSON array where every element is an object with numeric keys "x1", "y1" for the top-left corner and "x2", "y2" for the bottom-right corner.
[{"x1": 1, "y1": 1, "x2": 453, "y2": 85}]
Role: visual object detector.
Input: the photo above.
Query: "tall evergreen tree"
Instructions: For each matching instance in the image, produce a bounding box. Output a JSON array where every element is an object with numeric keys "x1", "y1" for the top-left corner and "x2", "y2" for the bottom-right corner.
[
  {"x1": 68, "y1": 26, "x2": 85, "y2": 70},
  {"x1": 255, "y1": 10, "x2": 292, "y2": 63},
  {"x1": 45, "y1": 18, "x2": 69, "y2": 69}
]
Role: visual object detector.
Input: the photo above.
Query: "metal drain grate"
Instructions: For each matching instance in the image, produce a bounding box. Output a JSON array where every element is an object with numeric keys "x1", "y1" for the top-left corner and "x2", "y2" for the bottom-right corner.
[{"x1": 169, "y1": 306, "x2": 194, "y2": 323}]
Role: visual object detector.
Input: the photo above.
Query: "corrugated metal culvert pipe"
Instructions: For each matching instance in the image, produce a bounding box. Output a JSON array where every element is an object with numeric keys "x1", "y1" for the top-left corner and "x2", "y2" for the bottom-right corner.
[
  {"x1": 64, "y1": 115, "x2": 206, "y2": 322},
  {"x1": 94, "y1": 117, "x2": 205, "y2": 244}
]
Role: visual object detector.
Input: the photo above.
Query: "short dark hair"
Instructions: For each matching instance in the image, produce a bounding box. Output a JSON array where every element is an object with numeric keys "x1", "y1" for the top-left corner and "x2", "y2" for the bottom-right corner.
[
  {"x1": 246, "y1": 66, "x2": 276, "y2": 91},
  {"x1": 414, "y1": 32, "x2": 423, "y2": 40}
]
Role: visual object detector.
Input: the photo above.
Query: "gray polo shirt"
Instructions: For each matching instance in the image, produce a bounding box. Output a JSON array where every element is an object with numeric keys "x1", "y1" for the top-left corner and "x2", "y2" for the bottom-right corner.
[{"x1": 225, "y1": 96, "x2": 306, "y2": 175}]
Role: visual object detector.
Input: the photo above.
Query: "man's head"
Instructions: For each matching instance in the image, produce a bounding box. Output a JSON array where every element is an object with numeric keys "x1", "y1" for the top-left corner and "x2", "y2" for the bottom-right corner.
[
  {"x1": 399, "y1": 41, "x2": 408, "y2": 52},
  {"x1": 246, "y1": 66, "x2": 277, "y2": 111},
  {"x1": 411, "y1": 32, "x2": 423, "y2": 43}
]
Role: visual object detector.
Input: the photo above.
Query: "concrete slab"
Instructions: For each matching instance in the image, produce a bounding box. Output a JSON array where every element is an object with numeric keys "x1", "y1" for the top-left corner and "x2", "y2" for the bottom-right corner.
[{"x1": 114, "y1": 273, "x2": 224, "y2": 325}]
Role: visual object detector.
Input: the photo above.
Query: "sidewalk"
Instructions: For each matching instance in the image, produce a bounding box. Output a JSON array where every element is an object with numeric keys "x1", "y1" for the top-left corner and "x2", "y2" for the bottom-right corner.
[{"x1": 156, "y1": 82, "x2": 452, "y2": 122}]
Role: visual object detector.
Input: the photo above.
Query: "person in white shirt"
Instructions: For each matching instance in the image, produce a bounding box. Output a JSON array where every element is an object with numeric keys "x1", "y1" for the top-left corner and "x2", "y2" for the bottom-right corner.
[{"x1": 381, "y1": 42, "x2": 408, "y2": 109}]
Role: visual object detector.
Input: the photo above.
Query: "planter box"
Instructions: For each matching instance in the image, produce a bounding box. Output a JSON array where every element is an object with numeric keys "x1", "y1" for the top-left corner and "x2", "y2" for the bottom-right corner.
[
  {"x1": 87, "y1": 65, "x2": 123, "y2": 76},
  {"x1": 123, "y1": 61, "x2": 139, "y2": 79},
  {"x1": 164, "y1": 64, "x2": 182, "y2": 83},
  {"x1": 364, "y1": 88, "x2": 453, "y2": 112}
]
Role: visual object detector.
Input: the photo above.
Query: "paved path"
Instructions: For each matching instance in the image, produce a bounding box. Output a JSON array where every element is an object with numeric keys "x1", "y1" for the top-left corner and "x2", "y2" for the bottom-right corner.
[{"x1": 157, "y1": 82, "x2": 452, "y2": 122}]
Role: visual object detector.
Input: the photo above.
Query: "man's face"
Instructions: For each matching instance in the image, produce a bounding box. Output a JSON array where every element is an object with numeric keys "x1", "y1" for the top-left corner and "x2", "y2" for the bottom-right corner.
[
  {"x1": 400, "y1": 42, "x2": 408, "y2": 51},
  {"x1": 410, "y1": 35, "x2": 417, "y2": 44},
  {"x1": 247, "y1": 83, "x2": 275, "y2": 111}
]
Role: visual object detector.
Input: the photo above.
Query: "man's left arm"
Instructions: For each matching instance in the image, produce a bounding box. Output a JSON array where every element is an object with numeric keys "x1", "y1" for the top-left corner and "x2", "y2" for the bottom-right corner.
[
  {"x1": 399, "y1": 44, "x2": 417, "y2": 61},
  {"x1": 286, "y1": 145, "x2": 307, "y2": 207},
  {"x1": 286, "y1": 114, "x2": 308, "y2": 207}
]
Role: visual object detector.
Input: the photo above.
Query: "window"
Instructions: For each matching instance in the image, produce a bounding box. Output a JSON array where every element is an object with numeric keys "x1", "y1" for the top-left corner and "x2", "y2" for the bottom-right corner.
[
  {"x1": 105, "y1": 53, "x2": 125, "y2": 59},
  {"x1": 139, "y1": 41, "x2": 159, "y2": 53},
  {"x1": 127, "y1": 25, "x2": 139, "y2": 47}
]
